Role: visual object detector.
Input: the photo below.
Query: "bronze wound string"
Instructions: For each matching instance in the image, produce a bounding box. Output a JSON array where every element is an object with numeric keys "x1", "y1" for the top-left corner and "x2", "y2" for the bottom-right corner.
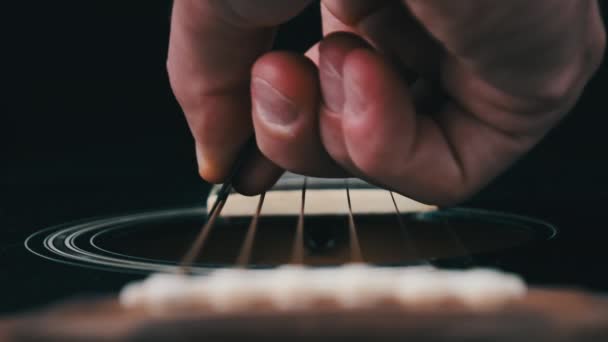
[
  {"x1": 179, "y1": 194, "x2": 228, "y2": 273},
  {"x1": 389, "y1": 191, "x2": 427, "y2": 264},
  {"x1": 345, "y1": 180, "x2": 363, "y2": 263},
  {"x1": 181, "y1": 167, "x2": 443, "y2": 272},
  {"x1": 236, "y1": 192, "x2": 266, "y2": 267},
  {"x1": 290, "y1": 177, "x2": 307, "y2": 264},
  {"x1": 178, "y1": 140, "x2": 253, "y2": 272},
  {"x1": 440, "y1": 216, "x2": 474, "y2": 267}
]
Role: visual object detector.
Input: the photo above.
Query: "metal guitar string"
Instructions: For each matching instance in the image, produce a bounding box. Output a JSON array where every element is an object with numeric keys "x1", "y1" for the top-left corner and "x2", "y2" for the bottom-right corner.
[
  {"x1": 180, "y1": 185, "x2": 477, "y2": 269},
  {"x1": 290, "y1": 177, "x2": 307, "y2": 264},
  {"x1": 389, "y1": 191, "x2": 428, "y2": 264},
  {"x1": 178, "y1": 150, "x2": 472, "y2": 269},
  {"x1": 345, "y1": 180, "x2": 363, "y2": 263},
  {"x1": 178, "y1": 139, "x2": 252, "y2": 272},
  {"x1": 179, "y1": 196, "x2": 227, "y2": 274},
  {"x1": 439, "y1": 216, "x2": 475, "y2": 267},
  {"x1": 236, "y1": 192, "x2": 266, "y2": 267}
]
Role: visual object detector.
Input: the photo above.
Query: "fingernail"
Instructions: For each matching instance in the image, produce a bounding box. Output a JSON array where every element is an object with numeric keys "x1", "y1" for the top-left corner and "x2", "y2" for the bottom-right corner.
[
  {"x1": 252, "y1": 78, "x2": 298, "y2": 126},
  {"x1": 319, "y1": 56, "x2": 345, "y2": 113}
]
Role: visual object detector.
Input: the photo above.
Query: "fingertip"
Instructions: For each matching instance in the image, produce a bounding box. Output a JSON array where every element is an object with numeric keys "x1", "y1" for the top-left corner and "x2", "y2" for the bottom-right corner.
[
  {"x1": 196, "y1": 143, "x2": 233, "y2": 184},
  {"x1": 318, "y1": 32, "x2": 369, "y2": 114},
  {"x1": 251, "y1": 52, "x2": 318, "y2": 141},
  {"x1": 251, "y1": 52, "x2": 318, "y2": 134},
  {"x1": 341, "y1": 47, "x2": 392, "y2": 137},
  {"x1": 250, "y1": 51, "x2": 347, "y2": 177},
  {"x1": 197, "y1": 137, "x2": 283, "y2": 195},
  {"x1": 316, "y1": 32, "x2": 372, "y2": 173},
  {"x1": 233, "y1": 150, "x2": 284, "y2": 196},
  {"x1": 340, "y1": 47, "x2": 417, "y2": 181},
  {"x1": 318, "y1": 31, "x2": 371, "y2": 55},
  {"x1": 342, "y1": 48, "x2": 390, "y2": 106},
  {"x1": 341, "y1": 46, "x2": 414, "y2": 127},
  {"x1": 252, "y1": 51, "x2": 318, "y2": 91}
]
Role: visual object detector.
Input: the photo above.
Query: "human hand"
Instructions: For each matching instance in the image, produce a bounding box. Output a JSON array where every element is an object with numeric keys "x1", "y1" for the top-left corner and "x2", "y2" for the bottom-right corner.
[{"x1": 168, "y1": 0, "x2": 605, "y2": 205}]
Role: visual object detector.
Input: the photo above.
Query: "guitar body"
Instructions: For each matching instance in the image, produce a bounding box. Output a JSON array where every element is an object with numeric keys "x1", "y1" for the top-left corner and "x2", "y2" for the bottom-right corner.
[
  {"x1": 5, "y1": 174, "x2": 598, "y2": 341},
  {"x1": 5, "y1": 288, "x2": 608, "y2": 341}
]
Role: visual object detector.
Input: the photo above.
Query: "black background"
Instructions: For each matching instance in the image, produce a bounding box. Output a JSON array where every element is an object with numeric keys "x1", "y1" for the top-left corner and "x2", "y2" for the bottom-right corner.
[{"x1": 1, "y1": 2, "x2": 608, "y2": 314}]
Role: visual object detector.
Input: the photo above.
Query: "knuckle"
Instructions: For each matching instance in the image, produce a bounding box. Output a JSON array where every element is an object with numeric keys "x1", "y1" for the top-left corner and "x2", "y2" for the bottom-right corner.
[{"x1": 208, "y1": 0, "x2": 311, "y2": 28}]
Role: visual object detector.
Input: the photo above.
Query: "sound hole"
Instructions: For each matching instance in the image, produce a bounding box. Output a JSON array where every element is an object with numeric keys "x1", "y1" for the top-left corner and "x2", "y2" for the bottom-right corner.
[{"x1": 93, "y1": 210, "x2": 547, "y2": 267}]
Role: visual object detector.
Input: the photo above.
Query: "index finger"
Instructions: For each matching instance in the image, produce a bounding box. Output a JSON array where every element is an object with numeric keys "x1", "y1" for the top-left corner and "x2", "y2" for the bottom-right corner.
[{"x1": 167, "y1": 0, "x2": 312, "y2": 183}]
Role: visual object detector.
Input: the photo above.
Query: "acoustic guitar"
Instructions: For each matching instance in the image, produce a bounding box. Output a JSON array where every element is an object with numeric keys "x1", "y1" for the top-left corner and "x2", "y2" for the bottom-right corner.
[{"x1": 4, "y1": 174, "x2": 607, "y2": 341}]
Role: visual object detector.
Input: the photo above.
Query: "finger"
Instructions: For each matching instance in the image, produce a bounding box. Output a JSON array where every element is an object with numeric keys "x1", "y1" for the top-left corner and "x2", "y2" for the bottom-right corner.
[
  {"x1": 251, "y1": 51, "x2": 348, "y2": 177},
  {"x1": 403, "y1": 0, "x2": 604, "y2": 105},
  {"x1": 321, "y1": 0, "x2": 441, "y2": 78},
  {"x1": 320, "y1": 1, "x2": 363, "y2": 35},
  {"x1": 339, "y1": 48, "x2": 535, "y2": 205},
  {"x1": 232, "y1": 148, "x2": 284, "y2": 196},
  {"x1": 321, "y1": 0, "x2": 387, "y2": 28},
  {"x1": 167, "y1": 0, "x2": 312, "y2": 183},
  {"x1": 317, "y1": 32, "x2": 372, "y2": 172}
]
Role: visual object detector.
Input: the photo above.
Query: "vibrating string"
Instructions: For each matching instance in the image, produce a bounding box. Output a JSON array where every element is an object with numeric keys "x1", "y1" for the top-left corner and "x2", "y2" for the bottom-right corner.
[
  {"x1": 345, "y1": 180, "x2": 363, "y2": 263},
  {"x1": 390, "y1": 192, "x2": 426, "y2": 264},
  {"x1": 179, "y1": 193, "x2": 227, "y2": 274},
  {"x1": 179, "y1": 179, "x2": 466, "y2": 270},
  {"x1": 290, "y1": 177, "x2": 307, "y2": 264},
  {"x1": 236, "y1": 192, "x2": 266, "y2": 267}
]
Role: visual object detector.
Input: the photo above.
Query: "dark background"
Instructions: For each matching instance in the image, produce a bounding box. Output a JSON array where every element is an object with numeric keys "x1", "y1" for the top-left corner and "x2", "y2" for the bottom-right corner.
[{"x1": 1, "y1": 2, "x2": 608, "y2": 314}]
